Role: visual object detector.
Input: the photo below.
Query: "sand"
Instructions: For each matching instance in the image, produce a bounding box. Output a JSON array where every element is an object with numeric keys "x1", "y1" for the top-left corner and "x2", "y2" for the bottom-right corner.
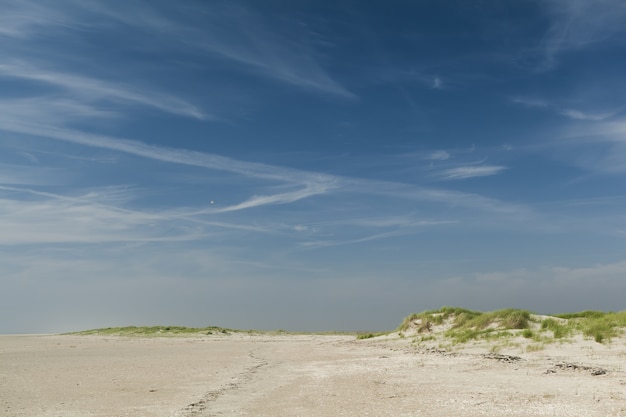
[{"x1": 2, "y1": 332, "x2": 626, "y2": 417}]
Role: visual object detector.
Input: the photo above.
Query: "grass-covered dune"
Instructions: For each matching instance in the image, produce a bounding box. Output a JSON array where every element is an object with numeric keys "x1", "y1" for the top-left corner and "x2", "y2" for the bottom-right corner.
[
  {"x1": 68, "y1": 307, "x2": 626, "y2": 346},
  {"x1": 69, "y1": 325, "x2": 238, "y2": 336},
  {"x1": 396, "y1": 307, "x2": 626, "y2": 345},
  {"x1": 68, "y1": 326, "x2": 358, "y2": 337}
]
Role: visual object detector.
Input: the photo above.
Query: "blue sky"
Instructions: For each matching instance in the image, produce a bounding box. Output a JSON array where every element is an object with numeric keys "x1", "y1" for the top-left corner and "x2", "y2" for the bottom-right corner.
[{"x1": 2, "y1": 0, "x2": 626, "y2": 333}]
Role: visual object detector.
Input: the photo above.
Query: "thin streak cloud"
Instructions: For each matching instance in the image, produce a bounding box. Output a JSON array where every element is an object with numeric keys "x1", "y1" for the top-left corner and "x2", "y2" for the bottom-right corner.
[
  {"x1": 539, "y1": 0, "x2": 626, "y2": 70},
  {"x1": 438, "y1": 166, "x2": 508, "y2": 181},
  {"x1": 72, "y1": 1, "x2": 355, "y2": 99},
  {"x1": 512, "y1": 97, "x2": 617, "y2": 121},
  {"x1": 558, "y1": 109, "x2": 616, "y2": 121},
  {"x1": 301, "y1": 222, "x2": 455, "y2": 248},
  {"x1": 0, "y1": 61, "x2": 208, "y2": 120},
  {"x1": 426, "y1": 150, "x2": 450, "y2": 161}
]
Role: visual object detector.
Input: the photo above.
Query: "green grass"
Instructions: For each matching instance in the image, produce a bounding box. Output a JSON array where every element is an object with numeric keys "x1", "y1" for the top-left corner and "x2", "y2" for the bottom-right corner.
[
  {"x1": 451, "y1": 309, "x2": 531, "y2": 331},
  {"x1": 397, "y1": 306, "x2": 481, "y2": 332},
  {"x1": 551, "y1": 311, "x2": 626, "y2": 343},
  {"x1": 68, "y1": 325, "x2": 237, "y2": 336},
  {"x1": 68, "y1": 326, "x2": 374, "y2": 338},
  {"x1": 69, "y1": 308, "x2": 626, "y2": 345},
  {"x1": 578, "y1": 311, "x2": 626, "y2": 342},
  {"x1": 526, "y1": 343, "x2": 544, "y2": 352},
  {"x1": 540, "y1": 319, "x2": 573, "y2": 339},
  {"x1": 356, "y1": 332, "x2": 386, "y2": 340},
  {"x1": 554, "y1": 310, "x2": 607, "y2": 320},
  {"x1": 398, "y1": 307, "x2": 531, "y2": 344},
  {"x1": 398, "y1": 307, "x2": 626, "y2": 345}
]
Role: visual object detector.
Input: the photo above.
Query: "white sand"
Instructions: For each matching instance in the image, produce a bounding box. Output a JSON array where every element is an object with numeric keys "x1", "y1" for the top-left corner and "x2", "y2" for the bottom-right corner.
[{"x1": 2, "y1": 332, "x2": 626, "y2": 416}]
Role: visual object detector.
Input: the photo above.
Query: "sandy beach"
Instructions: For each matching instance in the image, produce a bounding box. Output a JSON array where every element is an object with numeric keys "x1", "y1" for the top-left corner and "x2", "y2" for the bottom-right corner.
[{"x1": 2, "y1": 331, "x2": 626, "y2": 417}]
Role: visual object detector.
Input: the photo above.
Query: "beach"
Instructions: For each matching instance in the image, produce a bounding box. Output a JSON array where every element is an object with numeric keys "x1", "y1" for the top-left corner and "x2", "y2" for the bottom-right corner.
[{"x1": 2, "y1": 332, "x2": 625, "y2": 416}]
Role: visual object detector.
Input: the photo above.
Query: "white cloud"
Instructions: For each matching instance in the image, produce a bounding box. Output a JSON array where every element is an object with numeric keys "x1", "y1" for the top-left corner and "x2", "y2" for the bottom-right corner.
[
  {"x1": 0, "y1": 184, "x2": 278, "y2": 245},
  {"x1": 0, "y1": 0, "x2": 74, "y2": 38},
  {"x1": 17, "y1": 151, "x2": 39, "y2": 163},
  {"x1": 208, "y1": 185, "x2": 335, "y2": 214},
  {"x1": 73, "y1": 1, "x2": 355, "y2": 99},
  {"x1": 539, "y1": 0, "x2": 626, "y2": 70},
  {"x1": 511, "y1": 97, "x2": 617, "y2": 122},
  {"x1": 0, "y1": 61, "x2": 208, "y2": 120},
  {"x1": 511, "y1": 97, "x2": 549, "y2": 108},
  {"x1": 558, "y1": 109, "x2": 615, "y2": 121},
  {"x1": 0, "y1": 190, "x2": 166, "y2": 245},
  {"x1": 426, "y1": 150, "x2": 450, "y2": 161},
  {"x1": 438, "y1": 165, "x2": 508, "y2": 181},
  {"x1": 0, "y1": 163, "x2": 66, "y2": 185},
  {"x1": 302, "y1": 226, "x2": 439, "y2": 248}
]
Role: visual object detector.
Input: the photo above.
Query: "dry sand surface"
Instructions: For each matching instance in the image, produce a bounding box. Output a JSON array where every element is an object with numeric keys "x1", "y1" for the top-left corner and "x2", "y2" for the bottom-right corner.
[{"x1": 2, "y1": 332, "x2": 626, "y2": 417}]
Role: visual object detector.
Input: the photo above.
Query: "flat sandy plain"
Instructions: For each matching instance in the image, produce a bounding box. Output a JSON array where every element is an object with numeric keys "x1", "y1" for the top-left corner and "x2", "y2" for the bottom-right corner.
[{"x1": 2, "y1": 331, "x2": 626, "y2": 417}]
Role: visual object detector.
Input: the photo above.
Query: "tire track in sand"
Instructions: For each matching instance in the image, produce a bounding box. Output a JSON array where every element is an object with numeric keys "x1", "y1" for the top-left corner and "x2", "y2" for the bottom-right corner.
[{"x1": 177, "y1": 349, "x2": 269, "y2": 417}]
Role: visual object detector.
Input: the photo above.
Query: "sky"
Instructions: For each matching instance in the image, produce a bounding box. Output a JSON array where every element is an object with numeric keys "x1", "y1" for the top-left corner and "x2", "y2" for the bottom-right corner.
[{"x1": 2, "y1": 0, "x2": 626, "y2": 334}]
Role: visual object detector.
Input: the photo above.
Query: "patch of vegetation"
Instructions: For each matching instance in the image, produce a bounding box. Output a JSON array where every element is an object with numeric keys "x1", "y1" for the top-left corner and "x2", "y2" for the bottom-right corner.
[
  {"x1": 68, "y1": 325, "x2": 237, "y2": 337},
  {"x1": 526, "y1": 343, "x2": 544, "y2": 352},
  {"x1": 578, "y1": 311, "x2": 626, "y2": 343},
  {"x1": 418, "y1": 334, "x2": 436, "y2": 342},
  {"x1": 452, "y1": 309, "x2": 531, "y2": 331},
  {"x1": 69, "y1": 326, "x2": 372, "y2": 338},
  {"x1": 356, "y1": 332, "x2": 386, "y2": 340},
  {"x1": 554, "y1": 310, "x2": 607, "y2": 320},
  {"x1": 398, "y1": 307, "x2": 626, "y2": 346},
  {"x1": 399, "y1": 307, "x2": 531, "y2": 344},
  {"x1": 397, "y1": 306, "x2": 481, "y2": 332},
  {"x1": 540, "y1": 319, "x2": 573, "y2": 339},
  {"x1": 544, "y1": 311, "x2": 626, "y2": 343}
]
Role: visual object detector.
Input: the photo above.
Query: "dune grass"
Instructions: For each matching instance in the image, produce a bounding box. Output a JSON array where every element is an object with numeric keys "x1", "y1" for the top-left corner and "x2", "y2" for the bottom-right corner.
[
  {"x1": 356, "y1": 332, "x2": 387, "y2": 340},
  {"x1": 68, "y1": 325, "x2": 238, "y2": 337},
  {"x1": 68, "y1": 326, "x2": 368, "y2": 338},
  {"x1": 555, "y1": 310, "x2": 626, "y2": 343},
  {"x1": 68, "y1": 308, "x2": 626, "y2": 344},
  {"x1": 399, "y1": 307, "x2": 626, "y2": 345}
]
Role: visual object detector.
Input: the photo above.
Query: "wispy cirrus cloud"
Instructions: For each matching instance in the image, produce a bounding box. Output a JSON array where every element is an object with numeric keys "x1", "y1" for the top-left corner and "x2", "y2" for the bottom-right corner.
[
  {"x1": 558, "y1": 109, "x2": 617, "y2": 121},
  {"x1": 0, "y1": 163, "x2": 67, "y2": 185},
  {"x1": 0, "y1": 183, "x2": 275, "y2": 245},
  {"x1": 0, "y1": 101, "x2": 340, "y2": 217},
  {"x1": 71, "y1": 1, "x2": 355, "y2": 99},
  {"x1": 437, "y1": 165, "x2": 508, "y2": 181},
  {"x1": 552, "y1": 118, "x2": 626, "y2": 174},
  {"x1": 432, "y1": 75, "x2": 443, "y2": 89},
  {"x1": 0, "y1": 185, "x2": 174, "y2": 245},
  {"x1": 5, "y1": 118, "x2": 526, "y2": 218},
  {"x1": 2, "y1": 121, "x2": 339, "y2": 190},
  {"x1": 512, "y1": 97, "x2": 618, "y2": 122},
  {"x1": 0, "y1": 111, "x2": 536, "y2": 249},
  {"x1": 0, "y1": 61, "x2": 208, "y2": 120},
  {"x1": 301, "y1": 219, "x2": 457, "y2": 248},
  {"x1": 0, "y1": 0, "x2": 75, "y2": 38},
  {"x1": 538, "y1": 0, "x2": 626, "y2": 70},
  {"x1": 213, "y1": 186, "x2": 333, "y2": 213},
  {"x1": 426, "y1": 150, "x2": 450, "y2": 161}
]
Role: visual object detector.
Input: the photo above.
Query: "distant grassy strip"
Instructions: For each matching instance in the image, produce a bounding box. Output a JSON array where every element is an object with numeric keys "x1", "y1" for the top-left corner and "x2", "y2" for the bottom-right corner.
[
  {"x1": 67, "y1": 325, "x2": 238, "y2": 336},
  {"x1": 356, "y1": 332, "x2": 387, "y2": 340},
  {"x1": 67, "y1": 326, "x2": 367, "y2": 337}
]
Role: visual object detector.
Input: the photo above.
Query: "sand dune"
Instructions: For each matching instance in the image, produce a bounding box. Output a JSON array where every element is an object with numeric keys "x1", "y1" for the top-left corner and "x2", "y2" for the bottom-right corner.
[{"x1": 2, "y1": 326, "x2": 626, "y2": 417}]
